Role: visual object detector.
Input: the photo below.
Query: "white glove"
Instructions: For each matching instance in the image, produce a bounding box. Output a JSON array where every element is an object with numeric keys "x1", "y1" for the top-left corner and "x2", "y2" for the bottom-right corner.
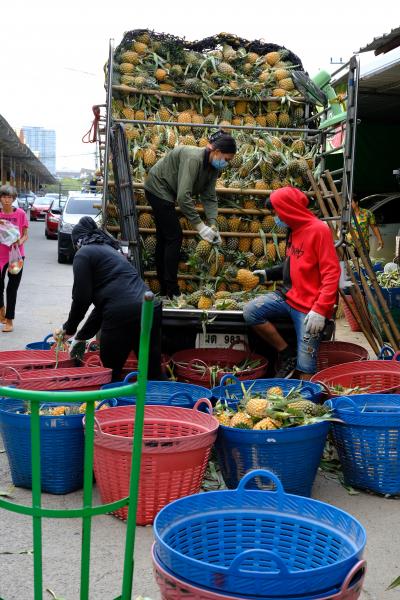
[
  {"x1": 252, "y1": 270, "x2": 267, "y2": 283},
  {"x1": 195, "y1": 222, "x2": 219, "y2": 243},
  {"x1": 339, "y1": 261, "x2": 353, "y2": 289},
  {"x1": 304, "y1": 310, "x2": 326, "y2": 335},
  {"x1": 211, "y1": 226, "x2": 222, "y2": 245}
]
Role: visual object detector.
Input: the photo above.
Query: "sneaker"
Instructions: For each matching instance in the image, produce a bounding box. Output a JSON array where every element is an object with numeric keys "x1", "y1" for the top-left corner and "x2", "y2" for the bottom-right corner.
[{"x1": 275, "y1": 354, "x2": 297, "y2": 378}]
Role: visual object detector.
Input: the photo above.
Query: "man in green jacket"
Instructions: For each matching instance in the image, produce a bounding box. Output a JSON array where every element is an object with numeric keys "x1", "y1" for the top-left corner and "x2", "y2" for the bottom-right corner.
[{"x1": 144, "y1": 132, "x2": 237, "y2": 297}]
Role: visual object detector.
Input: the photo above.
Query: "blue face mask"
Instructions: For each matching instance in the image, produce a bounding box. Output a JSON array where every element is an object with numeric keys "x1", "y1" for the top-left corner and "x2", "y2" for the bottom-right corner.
[
  {"x1": 274, "y1": 215, "x2": 288, "y2": 229},
  {"x1": 211, "y1": 158, "x2": 228, "y2": 170}
]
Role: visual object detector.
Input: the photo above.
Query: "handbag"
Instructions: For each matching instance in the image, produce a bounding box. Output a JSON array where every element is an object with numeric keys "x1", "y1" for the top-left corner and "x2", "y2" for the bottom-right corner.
[{"x1": 8, "y1": 245, "x2": 24, "y2": 275}]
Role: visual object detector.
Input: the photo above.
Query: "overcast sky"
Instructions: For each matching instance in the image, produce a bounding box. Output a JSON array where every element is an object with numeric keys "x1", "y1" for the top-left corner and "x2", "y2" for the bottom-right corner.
[{"x1": 1, "y1": 2, "x2": 397, "y2": 172}]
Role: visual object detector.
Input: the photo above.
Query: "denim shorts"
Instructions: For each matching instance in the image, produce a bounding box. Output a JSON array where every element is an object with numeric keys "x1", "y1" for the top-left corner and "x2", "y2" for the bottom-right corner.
[{"x1": 243, "y1": 292, "x2": 321, "y2": 374}]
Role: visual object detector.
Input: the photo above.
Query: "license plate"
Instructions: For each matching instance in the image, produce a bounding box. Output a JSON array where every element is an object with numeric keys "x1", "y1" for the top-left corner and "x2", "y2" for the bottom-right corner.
[{"x1": 196, "y1": 333, "x2": 248, "y2": 349}]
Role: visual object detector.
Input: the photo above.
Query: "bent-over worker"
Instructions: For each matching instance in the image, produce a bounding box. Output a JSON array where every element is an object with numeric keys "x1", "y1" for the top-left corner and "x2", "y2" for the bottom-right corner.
[
  {"x1": 56, "y1": 217, "x2": 163, "y2": 381},
  {"x1": 144, "y1": 131, "x2": 237, "y2": 297}
]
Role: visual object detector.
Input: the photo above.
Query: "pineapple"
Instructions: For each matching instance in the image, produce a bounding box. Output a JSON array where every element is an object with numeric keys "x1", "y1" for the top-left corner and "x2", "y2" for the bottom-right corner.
[
  {"x1": 133, "y1": 41, "x2": 148, "y2": 54},
  {"x1": 216, "y1": 214, "x2": 229, "y2": 232},
  {"x1": 119, "y1": 62, "x2": 135, "y2": 75},
  {"x1": 218, "y1": 62, "x2": 235, "y2": 77},
  {"x1": 229, "y1": 412, "x2": 253, "y2": 429},
  {"x1": 192, "y1": 113, "x2": 205, "y2": 125},
  {"x1": 215, "y1": 290, "x2": 231, "y2": 300},
  {"x1": 291, "y1": 139, "x2": 306, "y2": 155},
  {"x1": 269, "y1": 150, "x2": 282, "y2": 166},
  {"x1": 246, "y1": 52, "x2": 259, "y2": 64},
  {"x1": 227, "y1": 216, "x2": 241, "y2": 232},
  {"x1": 235, "y1": 101, "x2": 248, "y2": 115},
  {"x1": 204, "y1": 112, "x2": 216, "y2": 124},
  {"x1": 120, "y1": 75, "x2": 135, "y2": 86},
  {"x1": 178, "y1": 260, "x2": 189, "y2": 273},
  {"x1": 122, "y1": 106, "x2": 135, "y2": 120},
  {"x1": 226, "y1": 237, "x2": 239, "y2": 252},
  {"x1": 272, "y1": 88, "x2": 286, "y2": 97},
  {"x1": 182, "y1": 134, "x2": 196, "y2": 146},
  {"x1": 287, "y1": 400, "x2": 321, "y2": 416},
  {"x1": 198, "y1": 137, "x2": 209, "y2": 148},
  {"x1": 278, "y1": 112, "x2": 291, "y2": 128},
  {"x1": 251, "y1": 238, "x2": 264, "y2": 257},
  {"x1": 183, "y1": 78, "x2": 204, "y2": 94},
  {"x1": 278, "y1": 240, "x2": 287, "y2": 259},
  {"x1": 236, "y1": 269, "x2": 259, "y2": 290},
  {"x1": 266, "y1": 50, "x2": 288, "y2": 66},
  {"x1": 120, "y1": 50, "x2": 140, "y2": 65},
  {"x1": 155, "y1": 68, "x2": 168, "y2": 81},
  {"x1": 167, "y1": 129, "x2": 177, "y2": 148},
  {"x1": 159, "y1": 83, "x2": 175, "y2": 91},
  {"x1": 262, "y1": 215, "x2": 275, "y2": 232},
  {"x1": 186, "y1": 290, "x2": 203, "y2": 307},
  {"x1": 253, "y1": 417, "x2": 280, "y2": 431},
  {"x1": 125, "y1": 126, "x2": 140, "y2": 141},
  {"x1": 254, "y1": 180, "x2": 268, "y2": 191},
  {"x1": 215, "y1": 298, "x2": 239, "y2": 311},
  {"x1": 249, "y1": 219, "x2": 262, "y2": 234},
  {"x1": 209, "y1": 252, "x2": 225, "y2": 277},
  {"x1": 216, "y1": 411, "x2": 232, "y2": 426},
  {"x1": 195, "y1": 239, "x2": 212, "y2": 260},
  {"x1": 148, "y1": 278, "x2": 161, "y2": 294},
  {"x1": 177, "y1": 111, "x2": 192, "y2": 133},
  {"x1": 274, "y1": 68, "x2": 290, "y2": 81},
  {"x1": 135, "y1": 109, "x2": 145, "y2": 120},
  {"x1": 255, "y1": 114, "x2": 267, "y2": 127},
  {"x1": 143, "y1": 147, "x2": 157, "y2": 167},
  {"x1": 222, "y1": 45, "x2": 237, "y2": 62},
  {"x1": 266, "y1": 241, "x2": 277, "y2": 262},
  {"x1": 246, "y1": 398, "x2": 270, "y2": 418},
  {"x1": 143, "y1": 235, "x2": 157, "y2": 257},
  {"x1": 238, "y1": 237, "x2": 252, "y2": 252},
  {"x1": 197, "y1": 285, "x2": 214, "y2": 310},
  {"x1": 266, "y1": 386, "x2": 284, "y2": 397},
  {"x1": 159, "y1": 106, "x2": 171, "y2": 121},
  {"x1": 279, "y1": 77, "x2": 295, "y2": 91},
  {"x1": 138, "y1": 212, "x2": 155, "y2": 229},
  {"x1": 293, "y1": 106, "x2": 305, "y2": 120}
]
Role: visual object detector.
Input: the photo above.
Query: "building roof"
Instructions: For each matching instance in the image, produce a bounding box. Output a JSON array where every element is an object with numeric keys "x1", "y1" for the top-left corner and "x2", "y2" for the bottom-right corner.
[
  {"x1": 0, "y1": 114, "x2": 55, "y2": 183},
  {"x1": 359, "y1": 26, "x2": 400, "y2": 55}
]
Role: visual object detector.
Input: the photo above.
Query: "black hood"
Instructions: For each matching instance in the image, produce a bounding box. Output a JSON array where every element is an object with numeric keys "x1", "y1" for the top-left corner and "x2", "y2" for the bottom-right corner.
[{"x1": 71, "y1": 216, "x2": 120, "y2": 251}]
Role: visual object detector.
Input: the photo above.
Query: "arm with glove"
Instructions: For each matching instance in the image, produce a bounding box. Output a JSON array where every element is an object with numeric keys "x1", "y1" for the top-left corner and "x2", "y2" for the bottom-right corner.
[
  {"x1": 304, "y1": 228, "x2": 341, "y2": 335},
  {"x1": 252, "y1": 263, "x2": 284, "y2": 284}
]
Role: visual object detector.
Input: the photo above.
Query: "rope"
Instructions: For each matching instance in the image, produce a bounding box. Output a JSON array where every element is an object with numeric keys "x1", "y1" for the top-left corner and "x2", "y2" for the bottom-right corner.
[{"x1": 82, "y1": 106, "x2": 101, "y2": 144}]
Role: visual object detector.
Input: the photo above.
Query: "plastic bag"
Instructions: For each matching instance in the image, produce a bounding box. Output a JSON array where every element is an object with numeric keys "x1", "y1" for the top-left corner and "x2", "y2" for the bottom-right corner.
[
  {"x1": 8, "y1": 245, "x2": 23, "y2": 275},
  {"x1": 0, "y1": 220, "x2": 20, "y2": 246}
]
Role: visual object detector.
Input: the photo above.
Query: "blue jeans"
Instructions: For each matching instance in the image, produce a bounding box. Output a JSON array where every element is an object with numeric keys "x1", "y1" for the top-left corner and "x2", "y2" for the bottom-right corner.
[{"x1": 243, "y1": 292, "x2": 321, "y2": 374}]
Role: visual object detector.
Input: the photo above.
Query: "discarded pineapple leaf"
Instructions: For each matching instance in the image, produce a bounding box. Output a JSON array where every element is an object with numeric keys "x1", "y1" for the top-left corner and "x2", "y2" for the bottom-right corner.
[
  {"x1": 0, "y1": 485, "x2": 15, "y2": 498},
  {"x1": 387, "y1": 576, "x2": 400, "y2": 590},
  {"x1": 46, "y1": 590, "x2": 66, "y2": 600}
]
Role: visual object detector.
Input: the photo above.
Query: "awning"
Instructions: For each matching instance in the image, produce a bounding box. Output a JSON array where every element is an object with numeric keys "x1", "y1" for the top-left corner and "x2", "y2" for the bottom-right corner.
[
  {"x1": 0, "y1": 114, "x2": 56, "y2": 184},
  {"x1": 359, "y1": 26, "x2": 400, "y2": 55}
]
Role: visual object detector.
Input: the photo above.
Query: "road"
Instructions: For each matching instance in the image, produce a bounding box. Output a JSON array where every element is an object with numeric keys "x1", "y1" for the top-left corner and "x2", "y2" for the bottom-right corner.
[{"x1": 0, "y1": 222, "x2": 398, "y2": 599}]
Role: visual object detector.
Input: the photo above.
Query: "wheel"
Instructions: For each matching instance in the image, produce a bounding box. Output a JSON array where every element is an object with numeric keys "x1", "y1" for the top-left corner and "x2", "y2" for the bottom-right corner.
[
  {"x1": 45, "y1": 230, "x2": 50, "y2": 239},
  {"x1": 30, "y1": 215, "x2": 35, "y2": 222},
  {"x1": 58, "y1": 253, "x2": 68, "y2": 264}
]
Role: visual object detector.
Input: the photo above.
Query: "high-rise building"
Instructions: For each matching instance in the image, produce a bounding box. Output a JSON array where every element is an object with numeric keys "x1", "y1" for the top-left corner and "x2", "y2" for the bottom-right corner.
[{"x1": 21, "y1": 126, "x2": 56, "y2": 174}]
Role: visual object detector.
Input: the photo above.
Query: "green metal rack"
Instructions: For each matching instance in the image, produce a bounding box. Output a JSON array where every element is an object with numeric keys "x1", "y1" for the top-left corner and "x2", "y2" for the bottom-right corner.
[{"x1": 0, "y1": 293, "x2": 155, "y2": 600}]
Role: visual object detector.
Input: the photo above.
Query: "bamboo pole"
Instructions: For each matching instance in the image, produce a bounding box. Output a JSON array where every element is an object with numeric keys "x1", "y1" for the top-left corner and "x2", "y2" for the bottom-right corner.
[
  {"x1": 339, "y1": 289, "x2": 379, "y2": 355},
  {"x1": 107, "y1": 225, "x2": 286, "y2": 239},
  {"x1": 100, "y1": 204, "x2": 274, "y2": 216},
  {"x1": 324, "y1": 170, "x2": 400, "y2": 349},
  {"x1": 112, "y1": 84, "x2": 307, "y2": 104}
]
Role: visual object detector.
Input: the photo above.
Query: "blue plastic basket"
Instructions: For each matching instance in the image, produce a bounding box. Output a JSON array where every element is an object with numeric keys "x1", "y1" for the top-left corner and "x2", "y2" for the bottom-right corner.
[
  {"x1": 25, "y1": 333, "x2": 54, "y2": 350},
  {"x1": 101, "y1": 371, "x2": 212, "y2": 408},
  {"x1": 377, "y1": 345, "x2": 400, "y2": 361},
  {"x1": 0, "y1": 396, "x2": 114, "y2": 494},
  {"x1": 211, "y1": 375, "x2": 323, "y2": 408},
  {"x1": 326, "y1": 394, "x2": 400, "y2": 495},
  {"x1": 154, "y1": 469, "x2": 366, "y2": 598}
]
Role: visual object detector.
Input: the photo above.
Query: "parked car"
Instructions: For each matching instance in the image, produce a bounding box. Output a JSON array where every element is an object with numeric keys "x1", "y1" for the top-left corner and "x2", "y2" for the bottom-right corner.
[
  {"x1": 16, "y1": 192, "x2": 36, "y2": 211},
  {"x1": 30, "y1": 196, "x2": 52, "y2": 221},
  {"x1": 45, "y1": 197, "x2": 66, "y2": 239},
  {"x1": 57, "y1": 194, "x2": 101, "y2": 263}
]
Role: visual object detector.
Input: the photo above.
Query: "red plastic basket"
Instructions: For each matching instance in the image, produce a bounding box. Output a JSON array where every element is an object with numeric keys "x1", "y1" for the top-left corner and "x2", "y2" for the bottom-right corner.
[
  {"x1": 317, "y1": 342, "x2": 369, "y2": 372},
  {"x1": 0, "y1": 364, "x2": 112, "y2": 390},
  {"x1": 152, "y1": 545, "x2": 366, "y2": 600},
  {"x1": 311, "y1": 359, "x2": 400, "y2": 396},
  {"x1": 171, "y1": 347, "x2": 268, "y2": 387},
  {"x1": 0, "y1": 350, "x2": 74, "y2": 372},
  {"x1": 92, "y1": 400, "x2": 218, "y2": 525},
  {"x1": 83, "y1": 348, "x2": 171, "y2": 377},
  {"x1": 342, "y1": 297, "x2": 362, "y2": 332}
]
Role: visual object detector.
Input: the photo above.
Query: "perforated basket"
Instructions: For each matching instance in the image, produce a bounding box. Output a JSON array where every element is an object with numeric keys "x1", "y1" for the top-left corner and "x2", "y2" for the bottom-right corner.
[
  {"x1": 311, "y1": 359, "x2": 400, "y2": 396},
  {"x1": 171, "y1": 348, "x2": 268, "y2": 387},
  {"x1": 152, "y1": 545, "x2": 366, "y2": 600},
  {"x1": 0, "y1": 350, "x2": 74, "y2": 372},
  {"x1": 326, "y1": 394, "x2": 400, "y2": 495},
  {"x1": 154, "y1": 470, "x2": 366, "y2": 598},
  {"x1": 102, "y1": 372, "x2": 212, "y2": 408},
  {"x1": 25, "y1": 333, "x2": 55, "y2": 350},
  {"x1": 316, "y1": 342, "x2": 368, "y2": 372},
  {"x1": 0, "y1": 362, "x2": 112, "y2": 391},
  {"x1": 92, "y1": 400, "x2": 219, "y2": 525}
]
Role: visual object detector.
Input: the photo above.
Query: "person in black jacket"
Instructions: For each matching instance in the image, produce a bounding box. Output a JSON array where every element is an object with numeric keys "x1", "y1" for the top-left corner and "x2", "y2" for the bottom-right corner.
[{"x1": 55, "y1": 217, "x2": 162, "y2": 381}]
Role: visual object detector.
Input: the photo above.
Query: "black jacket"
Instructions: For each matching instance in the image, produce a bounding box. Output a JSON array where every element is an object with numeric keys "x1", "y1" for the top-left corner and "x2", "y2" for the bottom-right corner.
[{"x1": 63, "y1": 244, "x2": 149, "y2": 337}]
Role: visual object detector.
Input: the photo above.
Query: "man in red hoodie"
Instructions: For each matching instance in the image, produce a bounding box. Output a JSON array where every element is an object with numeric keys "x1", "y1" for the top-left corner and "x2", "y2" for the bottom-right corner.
[{"x1": 243, "y1": 186, "x2": 340, "y2": 379}]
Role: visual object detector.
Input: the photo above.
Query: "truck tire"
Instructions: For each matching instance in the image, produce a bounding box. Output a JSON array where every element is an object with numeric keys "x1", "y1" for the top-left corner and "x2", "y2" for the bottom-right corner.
[{"x1": 58, "y1": 252, "x2": 68, "y2": 264}]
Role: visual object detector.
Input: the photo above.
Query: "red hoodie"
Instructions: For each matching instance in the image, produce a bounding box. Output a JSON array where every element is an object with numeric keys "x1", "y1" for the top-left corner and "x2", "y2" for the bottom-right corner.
[{"x1": 270, "y1": 187, "x2": 340, "y2": 318}]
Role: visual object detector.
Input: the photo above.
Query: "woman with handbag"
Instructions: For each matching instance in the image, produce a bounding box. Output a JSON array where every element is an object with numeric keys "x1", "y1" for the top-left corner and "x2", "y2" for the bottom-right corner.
[{"x1": 0, "y1": 185, "x2": 29, "y2": 332}]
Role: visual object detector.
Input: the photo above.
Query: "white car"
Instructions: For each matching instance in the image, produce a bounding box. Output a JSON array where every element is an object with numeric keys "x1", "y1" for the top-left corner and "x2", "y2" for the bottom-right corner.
[{"x1": 57, "y1": 194, "x2": 102, "y2": 263}]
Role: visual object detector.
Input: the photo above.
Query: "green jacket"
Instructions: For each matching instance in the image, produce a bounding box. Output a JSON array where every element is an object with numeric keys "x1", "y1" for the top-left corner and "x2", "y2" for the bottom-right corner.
[{"x1": 144, "y1": 146, "x2": 218, "y2": 226}]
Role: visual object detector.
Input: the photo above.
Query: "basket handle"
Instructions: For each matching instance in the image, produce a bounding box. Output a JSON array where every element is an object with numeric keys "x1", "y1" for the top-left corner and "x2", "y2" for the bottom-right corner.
[
  {"x1": 299, "y1": 381, "x2": 319, "y2": 396},
  {"x1": 229, "y1": 340, "x2": 249, "y2": 351},
  {"x1": 310, "y1": 379, "x2": 331, "y2": 396},
  {"x1": 340, "y1": 560, "x2": 367, "y2": 592},
  {"x1": 193, "y1": 398, "x2": 213, "y2": 413},
  {"x1": 378, "y1": 344, "x2": 395, "y2": 360},
  {"x1": 43, "y1": 333, "x2": 54, "y2": 344},
  {"x1": 185, "y1": 358, "x2": 209, "y2": 371},
  {"x1": 237, "y1": 469, "x2": 284, "y2": 498},
  {"x1": 326, "y1": 396, "x2": 360, "y2": 413},
  {"x1": 228, "y1": 549, "x2": 289, "y2": 577},
  {"x1": 168, "y1": 391, "x2": 196, "y2": 406},
  {"x1": 392, "y1": 352, "x2": 400, "y2": 362},
  {"x1": 0, "y1": 366, "x2": 21, "y2": 386},
  {"x1": 96, "y1": 398, "x2": 117, "y2": 410},
  {"x1": 87, "y1": 339, "x2": 99, "y2": 351},
  {"x1": 219, "y1": 373, "x2": 240, "y2": 388},
  {"x1": 85, "y1": 354, "x2": 103, "y2": 367}
]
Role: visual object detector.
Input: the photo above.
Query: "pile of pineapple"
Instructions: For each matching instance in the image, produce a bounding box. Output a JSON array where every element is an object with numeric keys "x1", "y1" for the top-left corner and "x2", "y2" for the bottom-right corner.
[
  {"x1": 214, "y1": 386, "x2": 330, "y2": 430},
  {"x1": 107, "y1": 30, "x2": 317, "y2": 302}
]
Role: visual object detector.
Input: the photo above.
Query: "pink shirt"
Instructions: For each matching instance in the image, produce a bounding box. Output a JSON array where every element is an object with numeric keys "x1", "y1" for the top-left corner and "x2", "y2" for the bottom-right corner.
[{"x1": 0, "y1": 208, "x2": 29, "y2": 269}]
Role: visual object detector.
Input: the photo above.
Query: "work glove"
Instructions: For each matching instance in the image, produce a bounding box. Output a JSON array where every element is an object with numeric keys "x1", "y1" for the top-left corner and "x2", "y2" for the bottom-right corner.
[
  {"x1": 304, "y1": 310, "x2": 326, "y2": 335},
  {"x1": 252, "y1": 269, "x2": 267, "y2": 284},
  {"x1": 210, "y1": 225, "x2": 222, "y2": 245},
  {"x1": 195, "y1": 222, "x2": 220, "y2": 244},
  {"x1": 69, "y1": 338, "x2": 87, "y2": 362},
  {"x1": 339, "y1": 261, "x2": 353, "y2": 290}
]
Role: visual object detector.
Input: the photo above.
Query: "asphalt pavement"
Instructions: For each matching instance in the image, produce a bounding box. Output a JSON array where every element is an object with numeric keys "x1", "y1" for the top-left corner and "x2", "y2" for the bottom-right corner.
[{"x1": 0, "y1": 221, "x2": 398, "y2": 599}]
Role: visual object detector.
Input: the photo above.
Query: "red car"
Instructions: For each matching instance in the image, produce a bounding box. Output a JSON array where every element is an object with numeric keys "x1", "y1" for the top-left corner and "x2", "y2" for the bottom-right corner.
[
  {"x1": 45, "y1": 197, "x2": 65, "y2": 239},
  {"x1": 30, "y1": 196, "x2": 52, "y2": 221}
]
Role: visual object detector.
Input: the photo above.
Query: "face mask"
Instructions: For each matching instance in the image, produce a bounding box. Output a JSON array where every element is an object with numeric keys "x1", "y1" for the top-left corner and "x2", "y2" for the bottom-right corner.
[
  {"x1": 274, "y1": 215, "x2": 288, "y2": 229},
  {"x1": 211, "y1": 158, "x2": 228, "y2": 170}
]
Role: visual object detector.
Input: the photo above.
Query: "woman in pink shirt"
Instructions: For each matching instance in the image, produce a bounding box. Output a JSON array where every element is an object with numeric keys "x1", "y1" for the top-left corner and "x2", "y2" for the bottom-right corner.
[{"x1": 0, "y1": 185, "x2": 29, "y2": 332}]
